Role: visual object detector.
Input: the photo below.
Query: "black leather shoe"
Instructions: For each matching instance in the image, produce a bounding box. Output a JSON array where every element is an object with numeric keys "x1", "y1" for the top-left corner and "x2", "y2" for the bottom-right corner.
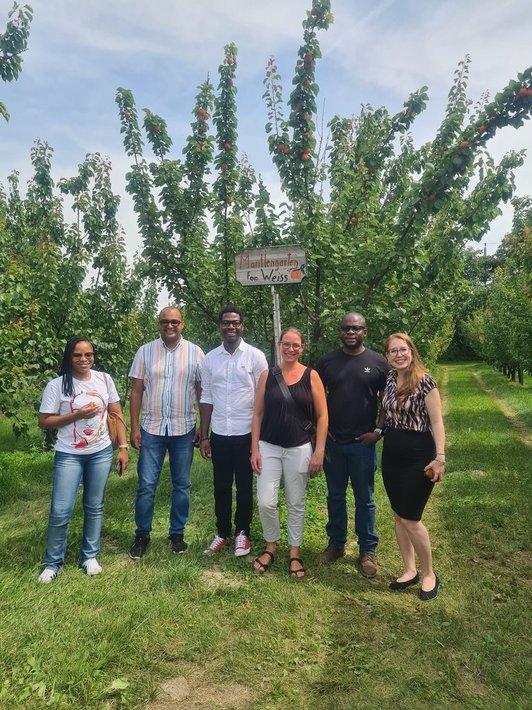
[
  {"x1": 389, "y1": 573, "x2": 419, "y2": 591},
  {"x1": 419, "y1": 575, "x2": 440, "y2": 601}
]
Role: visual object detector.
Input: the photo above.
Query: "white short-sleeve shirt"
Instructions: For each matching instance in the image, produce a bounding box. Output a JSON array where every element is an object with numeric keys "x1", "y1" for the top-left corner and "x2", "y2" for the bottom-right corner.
[{"x1": 40, "y1": 371, "x2": 120, "y2": 454}]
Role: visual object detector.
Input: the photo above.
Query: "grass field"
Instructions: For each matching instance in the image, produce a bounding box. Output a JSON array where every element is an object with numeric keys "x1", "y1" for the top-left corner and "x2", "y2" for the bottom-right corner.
[
  {"x1": 466, "y1": 362, "x2": 532, "y2": 432},
  {"x1": 0, "y1": 363, "x2": 530, "y2": 709}
]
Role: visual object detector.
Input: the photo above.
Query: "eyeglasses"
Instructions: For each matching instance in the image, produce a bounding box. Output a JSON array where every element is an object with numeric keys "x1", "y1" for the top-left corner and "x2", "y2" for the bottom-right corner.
[
  {"x1": 159, "y1": 319, "x2": 182, "y2": 326},
  {"x1": 281, "y1": 342, "x2": 302, "y2": 350},
  {"x1": 220, "y1": 320, "x2": 242, "y2": 327},
  {"x1": 340, "y1": 325, "x2": 366, "y2": 333},
  {"x1": 388, "y1": 347, "x2": 410, "y2": 356},
  {"x1": 72, "y1": 352, "x2": 94, "y2": 359}
]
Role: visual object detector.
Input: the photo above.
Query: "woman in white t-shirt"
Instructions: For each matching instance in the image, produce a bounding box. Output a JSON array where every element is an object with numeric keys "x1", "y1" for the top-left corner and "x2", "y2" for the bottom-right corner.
[{"x1": 37, "y1": 337, "x2": 128, "y2": 583}]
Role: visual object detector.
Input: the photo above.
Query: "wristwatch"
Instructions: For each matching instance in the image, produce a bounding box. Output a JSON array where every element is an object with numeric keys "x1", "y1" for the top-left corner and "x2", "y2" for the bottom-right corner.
[{"x1": 373, "y1": 428, "x2": 383, "y2": 437}]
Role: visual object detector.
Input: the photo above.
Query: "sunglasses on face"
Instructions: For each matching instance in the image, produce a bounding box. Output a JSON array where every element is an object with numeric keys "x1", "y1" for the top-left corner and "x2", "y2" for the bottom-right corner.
[
  {"x1": 159, "y1": 319, "x2": 182, "y2": 326},
  {"x1": 340, "y1": 325, "x2": 365, "y2": 333}
]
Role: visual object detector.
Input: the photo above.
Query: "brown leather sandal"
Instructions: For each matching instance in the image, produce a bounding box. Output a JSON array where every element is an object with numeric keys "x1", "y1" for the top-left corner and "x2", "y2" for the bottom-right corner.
[
  {"x1": 253, "y1": 550, "x2": 274, "y2": 573},
  {"x1": 289, "y1": 557, "x2": 306, "y2": 578}
]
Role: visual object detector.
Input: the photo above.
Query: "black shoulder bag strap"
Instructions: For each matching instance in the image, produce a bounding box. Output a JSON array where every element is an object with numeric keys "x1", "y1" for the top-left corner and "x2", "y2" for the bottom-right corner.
[{"x1": 272, "y1": 366, "x2": 315, "y2": 437}]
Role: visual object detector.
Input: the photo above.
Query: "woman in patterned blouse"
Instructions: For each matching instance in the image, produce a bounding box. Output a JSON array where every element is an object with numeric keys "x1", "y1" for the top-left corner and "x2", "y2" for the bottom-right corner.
[{"x1": 381, "y1": 333, "x2": 445, "y2": 601}]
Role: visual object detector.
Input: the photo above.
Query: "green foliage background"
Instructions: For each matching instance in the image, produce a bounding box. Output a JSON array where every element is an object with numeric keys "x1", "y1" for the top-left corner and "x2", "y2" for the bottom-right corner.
[
  {"x1": 115, "y1": 0, "x2": 531, "y2": 365},
  {"x1": 0, "y1": 144, "x2": 157, "y2": 436}
]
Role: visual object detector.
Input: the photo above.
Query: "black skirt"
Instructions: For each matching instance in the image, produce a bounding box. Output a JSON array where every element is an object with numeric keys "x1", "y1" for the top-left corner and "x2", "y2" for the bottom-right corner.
[{"x1": 381, "y1": 428, "x2": 435, "y2": 521}]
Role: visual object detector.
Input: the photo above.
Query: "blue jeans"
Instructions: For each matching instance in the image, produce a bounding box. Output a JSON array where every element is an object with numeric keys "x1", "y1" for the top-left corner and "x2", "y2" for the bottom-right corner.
[
  {"x1": 323, "y1": 439, "x2": 378, "y2": 553},
  {"x1": 44, "y1": 445, "x2": 114, "y2": 571},
  {"x1": 135, "y1": 427, "x2": 195, "y2": 536}
]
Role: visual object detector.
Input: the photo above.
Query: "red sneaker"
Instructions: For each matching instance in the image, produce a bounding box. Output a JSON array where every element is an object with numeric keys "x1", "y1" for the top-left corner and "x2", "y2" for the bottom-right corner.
[
  {"x1": 234, "y1": 531, "x2": 251, "y2": 557},
  {"x1": 203, "y1": 534, "x2": 230, "y2": 555}
]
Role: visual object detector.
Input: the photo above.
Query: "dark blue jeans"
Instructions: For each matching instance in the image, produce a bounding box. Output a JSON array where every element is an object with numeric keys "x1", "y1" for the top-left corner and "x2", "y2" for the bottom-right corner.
[
  {"x1": 134, "y1": 427, "x2": 195, "y2": 536},
  {"x1": 324, "y1": 439, "x2": 378, "y2": 553}
]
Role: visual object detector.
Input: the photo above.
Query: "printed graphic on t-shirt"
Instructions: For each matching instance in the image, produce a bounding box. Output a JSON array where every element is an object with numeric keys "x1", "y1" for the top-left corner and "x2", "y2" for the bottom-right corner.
[{"x1": 70, "y1": 389, "x2": 107, "y2": 449}]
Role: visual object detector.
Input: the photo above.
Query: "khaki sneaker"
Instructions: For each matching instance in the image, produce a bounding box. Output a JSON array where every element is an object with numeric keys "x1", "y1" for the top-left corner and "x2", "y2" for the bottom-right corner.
[
  {"x1": 317, "y1": 543, "x2": 345, "y2": 563},
  {"x1": 358, "y1": 552, "x2": 377, "y2": 578}
]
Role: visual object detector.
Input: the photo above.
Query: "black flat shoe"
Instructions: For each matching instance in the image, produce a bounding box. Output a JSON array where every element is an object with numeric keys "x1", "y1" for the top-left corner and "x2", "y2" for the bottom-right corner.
[
  {"x1": 389, "y1": 573, "x2": 419, "y2": 591},
  {"x1": 419, "y1": 575, "x2": 440, "y2": 601}
]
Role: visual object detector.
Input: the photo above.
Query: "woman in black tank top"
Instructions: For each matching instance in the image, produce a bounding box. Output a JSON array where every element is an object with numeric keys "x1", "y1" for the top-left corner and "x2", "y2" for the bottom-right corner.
[{"x1": 251, "y1": 328, "x2": 328, "y2": 578}]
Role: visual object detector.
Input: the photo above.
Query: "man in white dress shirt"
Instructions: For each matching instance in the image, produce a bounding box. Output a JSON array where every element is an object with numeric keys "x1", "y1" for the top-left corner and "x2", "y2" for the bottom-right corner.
[{"x1": 199, "y1": 306, "x2": 268, "y2": 556}]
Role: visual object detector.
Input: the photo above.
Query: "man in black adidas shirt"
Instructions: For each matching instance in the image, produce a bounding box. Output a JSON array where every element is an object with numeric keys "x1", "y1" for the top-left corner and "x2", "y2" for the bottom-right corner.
[{"x1": 315, "y1": 312, "x2": 389, "y2": 578}]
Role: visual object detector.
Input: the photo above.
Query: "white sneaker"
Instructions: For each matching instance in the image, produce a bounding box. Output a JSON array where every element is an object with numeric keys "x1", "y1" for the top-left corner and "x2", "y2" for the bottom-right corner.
[
  {"x1": 38, "y1": 566, "x2": 60, "y2": 584},
  {"x1": 82, "y1": 558, "x2": 103, "y2": 576},
  {"x1": 234, "y1": 531, "x2": 251, "y2": 557}
]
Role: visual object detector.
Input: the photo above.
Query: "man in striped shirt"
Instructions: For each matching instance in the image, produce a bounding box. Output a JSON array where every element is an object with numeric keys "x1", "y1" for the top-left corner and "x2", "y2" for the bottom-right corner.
[{"x1": 128, "y1": 307, "x2": 204, "y2": 559}]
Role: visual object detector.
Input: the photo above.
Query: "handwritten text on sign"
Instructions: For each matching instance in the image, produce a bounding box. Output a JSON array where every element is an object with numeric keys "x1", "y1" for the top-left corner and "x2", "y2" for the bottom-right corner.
[{"x1": 235, "y1": 246, "x2": 307, "y2": 286}]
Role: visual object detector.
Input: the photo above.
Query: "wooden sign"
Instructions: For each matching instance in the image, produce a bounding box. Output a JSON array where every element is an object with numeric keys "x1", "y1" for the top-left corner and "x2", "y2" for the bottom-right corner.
[{"x1": 235, "y1": 246, "x2": 306, "y2": 286}]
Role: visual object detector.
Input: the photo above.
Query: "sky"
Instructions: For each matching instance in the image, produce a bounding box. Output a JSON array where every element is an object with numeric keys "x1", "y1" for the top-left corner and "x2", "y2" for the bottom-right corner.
[{"x1": 2, "y1": 0, "x2": 531, "y2": 259}]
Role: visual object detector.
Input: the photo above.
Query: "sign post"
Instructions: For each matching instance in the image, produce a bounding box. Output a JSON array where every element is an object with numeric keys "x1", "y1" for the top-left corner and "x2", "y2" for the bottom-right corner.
[
  {"x1": 235, "y1": 245, "x2": 306, "y2": 365},
  {"x1": 271, "y1": 286, "x2": 281, "y2": 364}
]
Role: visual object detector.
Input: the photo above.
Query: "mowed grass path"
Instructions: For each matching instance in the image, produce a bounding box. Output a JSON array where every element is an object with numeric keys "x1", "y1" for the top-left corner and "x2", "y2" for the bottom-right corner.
[{"x1": 0, "y1": 363, "x2": 530, "y2": 709}]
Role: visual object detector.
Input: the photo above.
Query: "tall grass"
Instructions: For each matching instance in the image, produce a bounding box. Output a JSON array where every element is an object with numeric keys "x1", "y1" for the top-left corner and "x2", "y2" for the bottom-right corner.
[{"x1": 0, "y1": 364, "x2": 530, "y2": 709}]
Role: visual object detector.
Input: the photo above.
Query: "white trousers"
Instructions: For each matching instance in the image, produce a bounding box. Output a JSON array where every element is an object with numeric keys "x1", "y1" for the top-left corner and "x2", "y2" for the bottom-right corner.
[{"x1": 256, "y1": 440, "x2": 312, "y2": 547}]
